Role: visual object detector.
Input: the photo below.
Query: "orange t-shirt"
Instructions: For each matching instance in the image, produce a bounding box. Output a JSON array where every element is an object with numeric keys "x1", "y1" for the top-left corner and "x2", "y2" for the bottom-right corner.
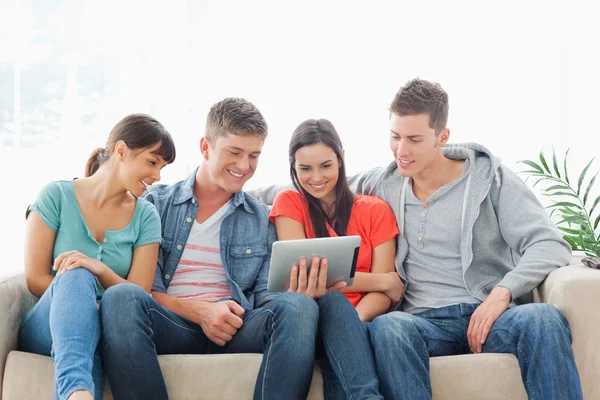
[{"x1": 269, "y1": 190, "x2": 399, "y2": 306}]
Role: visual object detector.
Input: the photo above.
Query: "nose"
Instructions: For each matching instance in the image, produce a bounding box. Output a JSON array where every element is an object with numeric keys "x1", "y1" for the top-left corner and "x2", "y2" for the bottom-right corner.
[
  {"x1": 152, "y1": 168, "x2": 161, "y2": 183},
  {"x1": 236, "y1": 156, "x2": 250, "y2": 171},
  {"x1": 312, "y1": 170, "x2": 322, "y2": 182},
  {"x1": 396, "y1": 140, "x2": 408, "y2": 158}
]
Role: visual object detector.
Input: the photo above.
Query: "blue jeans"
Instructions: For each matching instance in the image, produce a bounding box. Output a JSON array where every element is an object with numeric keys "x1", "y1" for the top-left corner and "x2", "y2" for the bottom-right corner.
[
  {"x1": 369, "y1": 303, "x2": 583, "y2": 400},
  {"x1": 18, "y1": 268, "x2": 104, "y2": 400},
  {"x1": 317, "y1": 292, "x2": 382, "y2": 400},
  {"x1": 100, "y1": 285, "x2": 381, "y2": 399}
]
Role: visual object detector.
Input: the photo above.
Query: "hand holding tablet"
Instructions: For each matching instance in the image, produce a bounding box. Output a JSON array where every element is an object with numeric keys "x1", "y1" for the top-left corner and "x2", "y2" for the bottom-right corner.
[
  {"x1": 287, "y1": 256, "x2": 348, "y2": 298},
  {"x1": 267, "y1": 236, "x2": 361, "y2": 294}
]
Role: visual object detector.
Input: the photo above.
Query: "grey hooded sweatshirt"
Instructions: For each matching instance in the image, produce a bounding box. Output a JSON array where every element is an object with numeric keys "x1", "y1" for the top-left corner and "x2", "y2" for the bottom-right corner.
[
  {"x1": 250, "y1": 143, "x2": 572, "y2": 304},
  {"x1": 348, "y1": 143, "x2": 572, "y2": 303}
]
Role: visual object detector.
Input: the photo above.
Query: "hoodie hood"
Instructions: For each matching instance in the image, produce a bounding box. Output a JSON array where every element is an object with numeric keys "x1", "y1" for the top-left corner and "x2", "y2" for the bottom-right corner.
[{"x1": 442, "y1": 143, "x2": 502, "y2": 185}]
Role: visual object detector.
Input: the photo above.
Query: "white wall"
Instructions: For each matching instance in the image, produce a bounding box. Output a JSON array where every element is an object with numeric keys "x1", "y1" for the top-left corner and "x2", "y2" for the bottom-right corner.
[{"x1": 1, "y1": 0, "x2": 599, "y2": 278}]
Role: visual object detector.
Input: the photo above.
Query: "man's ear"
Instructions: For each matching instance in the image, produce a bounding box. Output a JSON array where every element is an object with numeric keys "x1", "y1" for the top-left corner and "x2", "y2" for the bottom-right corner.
[
  {"x1": 200, "y1": 137, "x2": 210, "y2": 160},
  {"x1": 439, "y1": 128, "x2": 450, "y2": 146}
]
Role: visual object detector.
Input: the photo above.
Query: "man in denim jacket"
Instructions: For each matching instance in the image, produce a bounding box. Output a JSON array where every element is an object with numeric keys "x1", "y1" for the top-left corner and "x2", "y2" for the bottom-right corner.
[{"x1": 98, "y1": 98, "x2": 357, "y2": 400}]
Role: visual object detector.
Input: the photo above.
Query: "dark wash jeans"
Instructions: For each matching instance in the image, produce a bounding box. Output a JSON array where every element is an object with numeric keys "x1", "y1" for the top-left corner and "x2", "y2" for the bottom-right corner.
[
  {"x1": 101, "y1": 285, "x2": 382, "y2": 400},
  {"x1": 369, "y1": 303, "x2": 583, "y2": 400}
]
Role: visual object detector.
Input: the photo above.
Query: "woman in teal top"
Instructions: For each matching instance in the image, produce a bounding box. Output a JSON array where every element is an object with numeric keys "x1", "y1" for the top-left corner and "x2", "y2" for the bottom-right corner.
[{"x1": 19, "y1": 114, "x2": 176, "y2": 400}]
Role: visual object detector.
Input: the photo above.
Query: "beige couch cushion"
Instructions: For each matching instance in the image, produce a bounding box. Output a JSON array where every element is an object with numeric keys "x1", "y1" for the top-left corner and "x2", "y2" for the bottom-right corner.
[{"x1": 3, "y1": 351, "x2": 527, "y2": 400}]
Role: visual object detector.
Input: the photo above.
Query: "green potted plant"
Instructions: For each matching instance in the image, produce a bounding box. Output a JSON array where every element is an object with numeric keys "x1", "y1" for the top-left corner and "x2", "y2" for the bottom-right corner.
[{"x1": 520, "y1": 149, "x2": 600, "y2": 257}]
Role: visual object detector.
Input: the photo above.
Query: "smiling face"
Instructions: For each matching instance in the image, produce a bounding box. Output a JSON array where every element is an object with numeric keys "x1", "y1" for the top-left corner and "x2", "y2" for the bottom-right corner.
[
  {"x1": 116, "y1": 141, "x2": 169, "y2": 197},
  {"x1": 389, "y1": 112, "x2": 449, "y2": 179},
  {"x1": 294, "y1": 143, "x2": 341, "y2": 206},
  {"x1": 201, "y1": 132, "x2": 264, "y2": 194}
]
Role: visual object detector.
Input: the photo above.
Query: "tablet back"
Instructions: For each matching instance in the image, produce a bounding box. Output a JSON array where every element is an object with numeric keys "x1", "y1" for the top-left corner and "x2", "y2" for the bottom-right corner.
[{"x1": 267, "y1": 236, "x2": 360, "y2": 292}]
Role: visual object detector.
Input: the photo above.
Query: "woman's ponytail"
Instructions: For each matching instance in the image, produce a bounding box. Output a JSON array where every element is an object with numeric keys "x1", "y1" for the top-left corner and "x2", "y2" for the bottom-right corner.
[{"x1": 85, "y1": 147, "x2": 106, "y2": 177}]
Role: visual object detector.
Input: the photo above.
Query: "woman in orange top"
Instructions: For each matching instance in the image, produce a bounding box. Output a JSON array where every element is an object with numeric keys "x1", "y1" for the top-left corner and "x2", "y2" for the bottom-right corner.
[
  {"x1": 269, "y1": 118, "x2": 404, "y2": 399},
  {"x1": 270, "y1": 118, "x2": 404, "y2": 320}
]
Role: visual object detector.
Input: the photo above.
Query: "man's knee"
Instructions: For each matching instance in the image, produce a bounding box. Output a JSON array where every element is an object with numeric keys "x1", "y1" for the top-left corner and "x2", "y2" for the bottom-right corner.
[
  {"x1": 370, "y1": 312, "x2": 420, "y2": 346},
  {"x1": 100, "y1": 284, "x2": 151, "y2": 327},
  {"x1": 510, "y1": 303, "x2": 571, "y2": 338}
]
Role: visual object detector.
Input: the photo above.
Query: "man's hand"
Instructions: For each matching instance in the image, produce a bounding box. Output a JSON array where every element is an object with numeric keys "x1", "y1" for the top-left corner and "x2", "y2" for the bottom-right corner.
[
  {"x1": 383, "y1": 272, "x2": 404, "y2": 303},
  {"x1": 288, "y1": 256, "x2": 346, "y2": 299},
  {"x1": 191, "y1": 300, "x2": 245, "y2": 346},
  {"x1": 467, "y1": 286, "x2": 512, "y2": 353}
]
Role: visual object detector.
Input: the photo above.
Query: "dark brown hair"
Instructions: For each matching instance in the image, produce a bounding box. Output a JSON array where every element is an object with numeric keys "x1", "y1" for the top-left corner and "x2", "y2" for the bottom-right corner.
[
  {"x1": 205, "y1": 98, "x2": 268, "y2": 145},
  {"x1": 85, "y1": 114, "x2": 176, "y2": 177},
  {"x1": 289, "y1": 119, "x2": 354, "y2": 237},
  {"x1": 390, "y1": 78, "x2": 449, "y2": 134}
]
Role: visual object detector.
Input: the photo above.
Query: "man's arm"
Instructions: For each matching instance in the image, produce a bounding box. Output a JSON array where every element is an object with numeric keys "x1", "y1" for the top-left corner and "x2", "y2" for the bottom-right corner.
[
  {"x1": 467, "y1": 166, "x2": 572, "y2": 353},
  {"x1": 493, "y1": 166, "x2": 572, "y2": 300},
  {"x1": 151, "y1": 291, "x2": 244, "y2": 346},
  {"x1": 247, "y1": 184, "x2": 293, "y2": 206},
  {"x1": 252, "y1": 223, "x2": 279, "y2": 307},
  {"x1": 247, "y1": 165, "x2": 389, "y2": 205},
  {"x1": 347, "y1": 166, "x2": 388, "y2": 196}
]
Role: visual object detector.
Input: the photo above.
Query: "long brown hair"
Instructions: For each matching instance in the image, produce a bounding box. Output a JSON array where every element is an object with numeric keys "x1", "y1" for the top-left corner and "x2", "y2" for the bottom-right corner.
[
  {"x1": 289, "y1": 119, "x2": 354, "y2": 237},
  {"x1": 85, "y1": 114, "x2": 176, "y2": 177}
]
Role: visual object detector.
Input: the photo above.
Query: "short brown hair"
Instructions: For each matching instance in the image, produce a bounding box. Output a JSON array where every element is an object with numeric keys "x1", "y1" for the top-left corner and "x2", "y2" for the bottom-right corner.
[
  {"x1": 390, "y1": 78, "x2": 449, "y2": 134},
  {"x1": 205, "y1": 98, "x2": 268, "y2": 144}
]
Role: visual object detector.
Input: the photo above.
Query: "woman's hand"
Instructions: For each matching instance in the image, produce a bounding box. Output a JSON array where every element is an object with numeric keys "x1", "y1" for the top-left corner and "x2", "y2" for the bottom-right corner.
[
  {"x1": 383, "y1": 271, "x2": 404, "y2": 303},
  {"x1": 288, "y1": 256, "x2": 346, "y2": 299},
  {"x1": 53, "y1": 250, "x2": 108, "y2": 277}
]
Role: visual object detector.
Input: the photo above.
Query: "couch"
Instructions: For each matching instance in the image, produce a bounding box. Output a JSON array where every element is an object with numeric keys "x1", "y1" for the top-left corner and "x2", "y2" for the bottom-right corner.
[{"x1": 1, "y1": 256, "x2": 599, "y2": 399}]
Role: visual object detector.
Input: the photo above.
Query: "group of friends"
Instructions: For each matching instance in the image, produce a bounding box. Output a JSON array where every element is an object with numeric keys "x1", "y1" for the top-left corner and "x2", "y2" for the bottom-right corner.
[{"x1": 20, "y1": 78, "x2": 583, "y2": 399}]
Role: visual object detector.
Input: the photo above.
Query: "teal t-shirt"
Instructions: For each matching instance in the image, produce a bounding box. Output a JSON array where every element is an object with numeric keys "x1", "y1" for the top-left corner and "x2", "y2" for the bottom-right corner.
[{"x1": 30, "y1": 180, "x2": 162, "y2": 298}]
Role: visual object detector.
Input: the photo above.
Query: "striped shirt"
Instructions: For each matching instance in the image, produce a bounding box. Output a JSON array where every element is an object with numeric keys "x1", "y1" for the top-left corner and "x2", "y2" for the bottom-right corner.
[{"x1": 167, "y1": 200, "x2": 232, "y2": 302}]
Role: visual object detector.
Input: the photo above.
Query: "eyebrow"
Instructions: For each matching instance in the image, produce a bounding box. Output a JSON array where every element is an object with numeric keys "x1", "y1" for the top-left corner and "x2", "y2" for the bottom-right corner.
[
  {"x1": 390, "y1": 129, "x2": 425, "y2": 138},
  {"x1": 298, "y1": 160, "x2": 334, "y2": 167},
  {"x1": 226, "y1": 146, "x2": 261, "y2": 155}
]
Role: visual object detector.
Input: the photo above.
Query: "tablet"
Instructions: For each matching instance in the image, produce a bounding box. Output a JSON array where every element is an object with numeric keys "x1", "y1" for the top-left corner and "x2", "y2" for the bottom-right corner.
[{"x1": 267, "y1": 236, "x2": 361, "y2": 293}]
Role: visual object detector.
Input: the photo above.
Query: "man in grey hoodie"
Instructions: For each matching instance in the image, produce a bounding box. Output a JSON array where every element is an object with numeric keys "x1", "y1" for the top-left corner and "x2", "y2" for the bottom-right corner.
[
  {"x1": 251, "y1": 78, "x2": 582, "y2": 399},
  {"x1": 348, "y1": 78, "x2": 582, "y2": 399}
]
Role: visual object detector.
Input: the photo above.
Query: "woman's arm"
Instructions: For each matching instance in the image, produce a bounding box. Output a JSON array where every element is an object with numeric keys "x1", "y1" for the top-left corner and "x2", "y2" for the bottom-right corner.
[
  {"x1": 55, "y1": 242, "x2": 160, "y2": 292},
  {"x1": 353, "y1": 238, "x2": 402, "y2": 322},
  {"x1": 98, "y1": 243, "x2": 159, "y2": 292},
  {"x1": 274, "y1": 216, "x2": 307, "y2": 240},
  {"x1": 24, "y1": 212, "x2": 56, "y2": 298}
]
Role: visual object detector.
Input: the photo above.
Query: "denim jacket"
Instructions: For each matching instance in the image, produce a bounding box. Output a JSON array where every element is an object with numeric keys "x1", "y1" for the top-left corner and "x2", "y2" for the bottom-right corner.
[{"x1": 142, "y1": 168, "x2": 277, "y2": 311}]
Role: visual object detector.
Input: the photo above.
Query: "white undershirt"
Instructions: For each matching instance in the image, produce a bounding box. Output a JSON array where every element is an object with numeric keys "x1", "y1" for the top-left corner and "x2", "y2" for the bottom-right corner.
[{"x1": 167, "y1": 200, "x2": 232, "y2": 302}]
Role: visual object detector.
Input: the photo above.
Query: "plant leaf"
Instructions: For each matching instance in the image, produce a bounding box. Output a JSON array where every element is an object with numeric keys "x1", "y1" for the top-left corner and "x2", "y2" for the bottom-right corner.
[
  {"x1": 583, "y1": 170, "x2": 599, "y2": 206},
  {"x1": 578, "y1": 231, "x2": 586, "y2": 250},
  {"x1": 546, "y1": 184, "x2": 572, "y2": 192},
  {"x1": 563, "y1": 149, "x2": 570, "y2": 185},
  {"x1": 531, "y1": 177, "x2": 548, "y2": 187},
  {"x1": 559, "y1": 207, "x2": 581, "y2": 216},
  {"x1": 543, "y1": 191, "x2": 578, "y2": 198},
  {"x1": 589, "y1": 195, "x2": 600, "y2": 220},
  {"x1": 557, "y1": 215, "x2": 588, "y2": 225},
  {"x1": 519, "y1": 160, "x2": 544, "y2": 174},
  {"x1": 577, "y1": 157, "x2": 596, "y2": 195},
  {"x1": 539, "y1": 151, "x2": 551, "y2": 174},
  {"x1": 552, "y1": 147, "x2": 561, "y2": 179},
  {"x1": 547, "y1": 201, "x2": 583, "y2": 210},
  {"x1": 595, "y1": 214, "x2": 600, "y2": 231},
  {"x1": 563, "y1": 235, "x2": 577, "y2": 250},
  {"x1": 558, "y1": 226, "x2": 585, "y2": 235}
]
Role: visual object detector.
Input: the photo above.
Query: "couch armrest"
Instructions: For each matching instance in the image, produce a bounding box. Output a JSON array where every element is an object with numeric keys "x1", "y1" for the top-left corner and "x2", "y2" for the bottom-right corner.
[
  {"x1": 535, "y1": 256, "x2": 600, "y2": 399},
  {"x1": 0, "y1": 273, "x2": 35, "y2": 397}
]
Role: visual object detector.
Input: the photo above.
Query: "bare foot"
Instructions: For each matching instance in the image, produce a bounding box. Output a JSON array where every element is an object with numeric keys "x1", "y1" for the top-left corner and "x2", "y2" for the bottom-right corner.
[{"x1": 67, "y1": 390, "x2": 93, "y2": 400}]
